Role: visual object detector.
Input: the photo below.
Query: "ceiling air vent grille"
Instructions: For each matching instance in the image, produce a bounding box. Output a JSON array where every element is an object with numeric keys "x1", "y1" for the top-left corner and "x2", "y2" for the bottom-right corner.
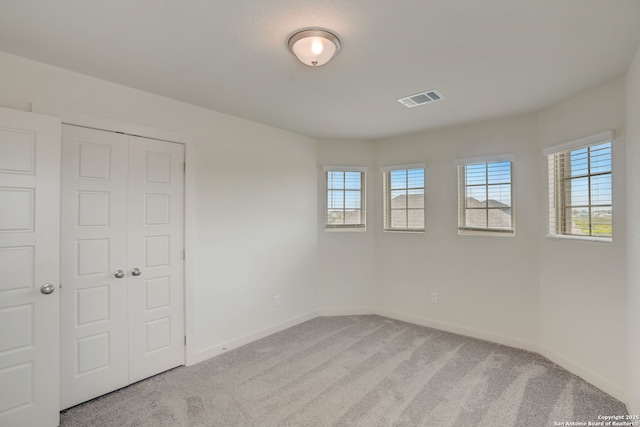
[{"x1": 398, "y1": 90, "x2": 445, "y2": 108}]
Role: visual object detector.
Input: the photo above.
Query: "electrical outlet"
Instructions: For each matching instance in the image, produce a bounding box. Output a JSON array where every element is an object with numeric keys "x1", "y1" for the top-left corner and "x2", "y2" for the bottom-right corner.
[
  {"x1": 274, "y1": 295, "x2": 281, "y2": 306},
  {"x1": 431, "y1": 292, "x2": 438, "y2": 304}
]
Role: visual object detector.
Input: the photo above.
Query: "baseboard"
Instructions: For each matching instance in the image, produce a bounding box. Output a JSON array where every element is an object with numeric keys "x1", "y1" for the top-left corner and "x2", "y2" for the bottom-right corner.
[
  {"x1": 193, "y1": 311, "x2": 319, "y2": 364},
  {"x1": 373, "y1": 308, "x2": 540, "y2": 353},
  {"x1": 539, "y1": 345, "x2": 626, "y2": 403},
  {"x1": 316, "y1": 307, "x2": 376, "y2": 316}
]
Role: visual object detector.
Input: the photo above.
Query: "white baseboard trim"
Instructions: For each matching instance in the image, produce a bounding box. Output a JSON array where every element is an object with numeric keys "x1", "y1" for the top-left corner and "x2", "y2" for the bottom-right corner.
[
  {"x1": 193, "y1": 311, "x2": 319, "y2": 364},
  {"x1": 316, "y1": 307, "x2": 375, "y2": 316},
  {"x1": 373, "y1": 309, "x2": 539, "y2": 353},
  {"x1": 539, "y1": 345, "x2": 626, "y2": 404}
]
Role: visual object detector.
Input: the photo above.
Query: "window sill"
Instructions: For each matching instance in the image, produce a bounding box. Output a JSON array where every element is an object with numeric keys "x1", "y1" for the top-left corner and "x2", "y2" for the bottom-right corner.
[
  {"x1": 324, "y1": 227, "x2": 367, "y2": 233},
  {"x1": 545, "y1": 233, "x2": 612, "y2": 244},
  {"x1": 458, "y1": 228, "x2": 515, "y2": 237},
  {"x1": 383, "y1": 228, "x2": 425, "y2": 234}
]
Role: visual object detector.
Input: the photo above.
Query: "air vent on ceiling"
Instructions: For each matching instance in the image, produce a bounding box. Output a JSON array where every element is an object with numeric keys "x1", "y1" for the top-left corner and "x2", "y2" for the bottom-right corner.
[{"x1": 398, "y1": 90, "x2": 445, "y2": 108}]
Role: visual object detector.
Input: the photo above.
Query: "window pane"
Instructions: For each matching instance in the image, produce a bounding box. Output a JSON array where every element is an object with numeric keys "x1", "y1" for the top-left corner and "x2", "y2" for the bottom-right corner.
[
  {"x1": 325, "y1": 169, "x2": 365, "y2": 228},
  {"x1": 465, "y1": 209, "x2": 487, "y2": 228},
  {"x1": 390, "y1": 170, "x2": 407, "y2": 189},
  {"x1": 569, "y1": 210, "x2": 589, "y2": 235},
  {"x1": 570, "y1": 148, "x2": 589, "y2": 177},
  {"x1": 407, "y1": 168, "x2": 424, "y2": 189},
  {"x1": 344, "y1": 190, "x2": 361, "y2": 209},
  {"x1": 407, "y1": 209, "x2": 424, "y2": 229},
  {"x1": 591, "y1": 207, "x2": 612, "y2": 237},
  {"x1": 407, "y1": 193, "x2": 424, "y2": 208},
  {"x1": 390, "y1": 190, "x2": 406, "y2": 209},
  {"x1": 567, "y1": 177, "x2": 589, "y2": 206},
  {"x1": 591, "y1": 174, "x2": 612, "y2": 206},
  {"x1": 488, "y1": 208, "x2": 512, "y2": 228},
  {"x1": 460, "y1": 160, "x2": 513, "y2": 232},
  {"x1": 326, "y1": 209, "x2": 344, "y2": 225},
  {"x1": 390, "y1": 210, "x2": 407, "y2": 228},
  {"x1": 590, "y1": 143, "x2": 611, "y2": 174},
  {"x1": 465, "y1": 186, "x2": 486, "y2": 205},
  {"x1": 487, "y1": 162, "x2": 511, "y2": 184},
  {"x1": 344, "y1": 209, "x2": 362, "y2": 225},
  {"x1": 344, "y1": 171, "x2": 361, "y2": 189},
  {"x1": 327, "y1": 190, "x2": 344, "y2": 209},
  {"x1": 465, "y1": 163, "x2": 486, "y2": 185},
  {"x1": 385, "y1": 168, "x2": 425, "y2": 230},
  {"x1": 487, "y1": 184, "x2": 511, "y2": 207},
  {"x1": 327, "y1": 171, "x2": 343, "y2": 190}
]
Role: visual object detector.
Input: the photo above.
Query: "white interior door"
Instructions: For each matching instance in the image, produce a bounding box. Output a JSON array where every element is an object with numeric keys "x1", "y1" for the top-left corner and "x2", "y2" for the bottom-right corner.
[
  {"x1": 0, "y1": 107, "x2": 61, "y2": 427},
  {"x1": 60, "y1": 125, "x2": 184, "y2": 408},
  {"x1": 60, "y1": 125, "x2": 130, "y2": 409},
  {"x1": 127, "y1": 136, "x2": 184, "y2": 383}
]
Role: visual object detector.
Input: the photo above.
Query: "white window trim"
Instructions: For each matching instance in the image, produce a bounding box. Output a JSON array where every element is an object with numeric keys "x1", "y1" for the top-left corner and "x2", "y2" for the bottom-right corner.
[
  {"x1": 323, "y1": 165, "x2": 367, "y2": 232},
  {"x1": 542, "y1": 130, "x2": 614, "y2": 156},
  {"x1": 455, "y1": 154, "x2": 515, "y2": 236},
  {"x1": 544, "y1": 131, "x2": 614, "y2": 242},
  {"x1": 381, "y1": 163, "x2": 426, "y2": 233}
]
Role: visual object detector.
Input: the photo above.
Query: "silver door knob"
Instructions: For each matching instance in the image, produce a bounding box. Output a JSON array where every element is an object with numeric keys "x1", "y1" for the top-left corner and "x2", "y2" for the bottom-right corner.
[
  {"x1": 131, "y1": 268, "x2": 142, "y2": 277},
  {"x1": 114, "y1": 269, "x2": 125, "y2": 279},
  {"x1": 40, "y1": 283, "x2": 55, "y2": 294}
]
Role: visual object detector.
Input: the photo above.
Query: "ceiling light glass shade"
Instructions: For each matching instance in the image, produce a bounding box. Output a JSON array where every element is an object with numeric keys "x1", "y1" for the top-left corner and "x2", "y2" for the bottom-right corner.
[{"x1": 288, "y1": 29, "x2": 341, "y2": 67}]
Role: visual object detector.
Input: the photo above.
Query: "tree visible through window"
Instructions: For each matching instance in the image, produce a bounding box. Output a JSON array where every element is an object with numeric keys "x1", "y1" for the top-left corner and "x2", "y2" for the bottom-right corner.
[
  {"x1": 325, "y1": 169, "x2": 365, "y2": 229},
  {"x1": 458, "y1": 160, "x2": 514, "y2": 234}
]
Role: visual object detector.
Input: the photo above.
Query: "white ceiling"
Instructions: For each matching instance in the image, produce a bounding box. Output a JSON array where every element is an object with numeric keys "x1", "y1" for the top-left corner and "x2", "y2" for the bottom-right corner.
[{"x1": 1, "y1": 1, "x2": 639, "y2": 140}]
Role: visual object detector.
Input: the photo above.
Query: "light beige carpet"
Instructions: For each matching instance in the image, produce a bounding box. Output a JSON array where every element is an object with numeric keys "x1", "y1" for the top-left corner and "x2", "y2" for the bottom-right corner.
[{"x1": 60, "y1": 315, "x2": 627, "y2": 426}]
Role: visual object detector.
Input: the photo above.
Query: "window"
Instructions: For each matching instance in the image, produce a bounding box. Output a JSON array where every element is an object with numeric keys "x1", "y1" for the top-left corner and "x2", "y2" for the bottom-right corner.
[
  {"x1": 457, "y1": 157, "x2": 514, "y2": 235},
  {"x1": 324, "y1": 166, "x2": 366, "y2": 230},
  {"x1": 545, "y1": 132, "x2": 612, "y2": 240},
  {"x1": 382, "y1": 165, "x2": 425, "y2": 231}
]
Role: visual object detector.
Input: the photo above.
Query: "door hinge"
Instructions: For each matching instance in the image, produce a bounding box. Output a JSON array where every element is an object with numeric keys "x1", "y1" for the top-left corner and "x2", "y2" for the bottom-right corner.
[
  {"x1": 183, "y1": 162, "x2": 186, "y2": 174},
  {"x1": 184, "y1": 336, "x2": 187, "y2": 346},
  {"x1": 182, "y1": 249, "x2": 185, "y2": 260}
]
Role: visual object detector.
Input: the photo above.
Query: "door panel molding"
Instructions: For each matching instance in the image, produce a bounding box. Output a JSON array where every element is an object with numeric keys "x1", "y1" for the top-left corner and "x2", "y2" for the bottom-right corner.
[
  {"x1": 0, "y1": 107, "x2": 61, "y2": 427},
  {"x1": 31, "y1": 104, "x2": 198, "y2": 367}
]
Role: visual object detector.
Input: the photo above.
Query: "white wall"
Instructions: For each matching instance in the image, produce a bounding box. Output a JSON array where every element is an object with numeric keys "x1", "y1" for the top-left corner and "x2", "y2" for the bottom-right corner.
[
  {"x1": 0, "y1": 51, "x2": 319, "y2": 362},
  {"x1": 316, "y1": 139, "x2": 377, "y2": 313},
  {"x1": 626, "y1": 45, "x2": 640, "y2": 415},
  {"x1": 537, "y1": 77, "x2": 627, "y2": 400},
  {"x1": 373, "y1": 115, "x2": 541, "y2": 350}
]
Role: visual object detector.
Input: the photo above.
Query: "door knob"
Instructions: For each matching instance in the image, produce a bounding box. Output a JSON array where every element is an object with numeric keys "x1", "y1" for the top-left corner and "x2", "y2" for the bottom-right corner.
[
  {"x1": 40, "y1": 283, "x2": 55, "y2": 294},
  {"x1": 131, "y1": 268, "x2": 142, "y2": 277},
  {"x1": 114, "y1": 270, "x2": 125, "y2": 279}
]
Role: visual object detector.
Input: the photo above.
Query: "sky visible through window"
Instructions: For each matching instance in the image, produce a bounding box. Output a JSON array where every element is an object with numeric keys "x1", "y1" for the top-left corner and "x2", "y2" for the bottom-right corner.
[
  {"x1": 327, "y1": 171, "x2": 361, "y2": 210},
  {"x1": 563, "y1": 141, "x2": 612, "y2": 237},
  {"x1": 387, "y1": 168, "x2": 425, "y2": 230},
  {"x1": 566, "y1": 142, "x2": 612, "y2": 208},
  {"x1": 464, "y1": 161, "x2": 511, "y2": 206}
]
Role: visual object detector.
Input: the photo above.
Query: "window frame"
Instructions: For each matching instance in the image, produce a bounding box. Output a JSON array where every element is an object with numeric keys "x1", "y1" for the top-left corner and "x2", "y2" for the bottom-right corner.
[
  {"x1": 323, "y1": 166, "x2": 367, "y2": 231},
  {"x1": 381, "y1": 164, "x2": 426, "y2": 232},
  {"x1": 455, "y1": 154, "x2": 515, "y2": 236},
  {"x1": 544, "y1": 131, "x2": 613, "y2": 242}
]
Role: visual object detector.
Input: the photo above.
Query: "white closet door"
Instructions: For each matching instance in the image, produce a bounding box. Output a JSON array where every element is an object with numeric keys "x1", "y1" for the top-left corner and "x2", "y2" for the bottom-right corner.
[
  {"x1": 60, "y1": 126, "x2": 185, "y2": 408},
  {"x1": 60, "y1": 125, "x2": 130, "y2": 409},
  {"x1": 127, "y1": 136, "x2": 184, "y2": 383},
  {"x1": 0, "y1": 107, "x2": 61, "y2": 427}
]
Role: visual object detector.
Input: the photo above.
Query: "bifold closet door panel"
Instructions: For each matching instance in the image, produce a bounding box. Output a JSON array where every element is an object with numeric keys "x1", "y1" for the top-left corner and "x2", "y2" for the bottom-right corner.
[
  {"x1": 127, "y1": 136, "x2": 184, "y2": 383},
  {"x1": 60, "y1": 125, "x2": 130, "y2": 410}
]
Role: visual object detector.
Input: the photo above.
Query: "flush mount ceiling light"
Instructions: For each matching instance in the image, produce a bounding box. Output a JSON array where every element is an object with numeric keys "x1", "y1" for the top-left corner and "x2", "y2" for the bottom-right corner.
[{"x1": 288, "y1": 28, "x2": 341, "y2": 67}]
